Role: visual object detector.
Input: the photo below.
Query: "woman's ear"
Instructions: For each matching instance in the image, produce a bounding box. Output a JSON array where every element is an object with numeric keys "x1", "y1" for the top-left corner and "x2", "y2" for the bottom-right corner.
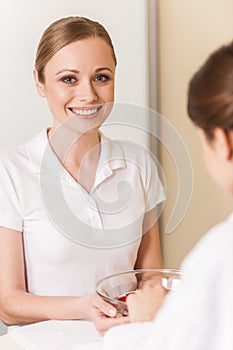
[
  {"x1": 33, "y1": 70, "x2": 46, "y2": 97},
  {"x1": 212, "y1": 128, "x2": 233, "y2": 161}
]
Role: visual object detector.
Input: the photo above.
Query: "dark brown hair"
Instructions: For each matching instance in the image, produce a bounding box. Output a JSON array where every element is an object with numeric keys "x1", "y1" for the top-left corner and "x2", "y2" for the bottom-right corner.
[
  {"x1": 35, "y1": 16, "x2": 117, "y2": 83},
  {"x1": 188, "y1": 42, "x2": 233, "y2": 139}
]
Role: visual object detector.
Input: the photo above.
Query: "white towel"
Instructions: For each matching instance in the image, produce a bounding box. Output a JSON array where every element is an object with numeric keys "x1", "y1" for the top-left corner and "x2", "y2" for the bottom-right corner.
[{"x1": 9, "y1": 320, "x2": 102, "y2": 350}]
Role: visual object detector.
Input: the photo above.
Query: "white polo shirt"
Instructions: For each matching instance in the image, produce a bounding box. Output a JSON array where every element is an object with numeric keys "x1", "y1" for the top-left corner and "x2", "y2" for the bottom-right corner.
[{"x1": 0, "y1": 129, "x2": 165, "y2": 297}]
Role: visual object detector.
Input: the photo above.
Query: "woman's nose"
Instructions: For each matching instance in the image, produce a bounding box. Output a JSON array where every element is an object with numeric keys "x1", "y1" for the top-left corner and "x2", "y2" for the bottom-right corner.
[{"x1": 77, "y1": 80, "x2": 97, "y2": 103}]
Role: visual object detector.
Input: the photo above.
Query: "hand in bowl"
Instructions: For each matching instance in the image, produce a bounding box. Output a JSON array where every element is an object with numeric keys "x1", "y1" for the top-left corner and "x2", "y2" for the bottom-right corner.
[
  {"x1": 126, "y1": 284, "x2": 167, "y2": 323},
  {"x1": 89, "y1": 293, "x2": 130, "y2": 335}
]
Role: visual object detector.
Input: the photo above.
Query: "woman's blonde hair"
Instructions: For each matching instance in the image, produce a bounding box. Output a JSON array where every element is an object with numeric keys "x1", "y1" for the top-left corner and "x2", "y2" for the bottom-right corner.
[{"x1": 35, "y1": 16, "x2": 117, "y2": 83}]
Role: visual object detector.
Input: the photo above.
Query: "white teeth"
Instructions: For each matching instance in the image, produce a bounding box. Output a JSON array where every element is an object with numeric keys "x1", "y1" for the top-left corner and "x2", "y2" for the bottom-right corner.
[{"x1": 74, "y1": 108, "x2": 98, "y2": 116}]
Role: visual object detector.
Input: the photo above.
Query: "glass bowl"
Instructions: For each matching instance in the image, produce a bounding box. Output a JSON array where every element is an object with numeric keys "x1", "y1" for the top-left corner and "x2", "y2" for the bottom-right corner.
[{"x1": 96, "y1": 268, "x2": 182, "y2": 317}]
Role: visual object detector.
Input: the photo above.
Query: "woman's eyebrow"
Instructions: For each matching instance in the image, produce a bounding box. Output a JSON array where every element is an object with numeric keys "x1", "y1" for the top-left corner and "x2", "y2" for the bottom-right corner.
[
  {"x1": 56, "y1": 69, "x2": 80, "y2": 75},
  {"x1": 55, "y1": 67, "x2": 113, "y2": 76},
  {"x1": 95, "y1": 67, "x2": 113, "y2": 73}
]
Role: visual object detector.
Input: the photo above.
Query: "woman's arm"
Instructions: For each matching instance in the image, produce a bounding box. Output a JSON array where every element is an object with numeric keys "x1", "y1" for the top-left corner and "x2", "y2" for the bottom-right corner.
[
  {"x1": 129, "y1": 208, "x2": 167, "y2": 323},
  {"x1": 134, "y1": 209, "x2": 163, "y2": 270},
  {"x1": 0, "y1": 226, "x2": 91, "y2": 324},
  {"x1": 0, "y1": 226, "x2": 129, "y2": 331}
]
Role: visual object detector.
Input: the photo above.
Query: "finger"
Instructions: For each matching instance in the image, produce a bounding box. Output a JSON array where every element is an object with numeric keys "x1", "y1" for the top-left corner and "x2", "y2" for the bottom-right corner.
[
  {"x1": 94, "y1": 314, "x2": 130, "y2": 334},
  {"x1": 92, "y1": 294, "x2": 117, "y2": 317},
  {"x1": 111, "y1": 315, "x2": 130, "y2": 325}
]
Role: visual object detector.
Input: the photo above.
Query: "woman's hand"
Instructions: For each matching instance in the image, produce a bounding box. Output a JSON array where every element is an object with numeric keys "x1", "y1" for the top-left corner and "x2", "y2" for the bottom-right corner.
[
  {"x1": 89, "y1": 293, "x2": 130, "y2": 335},
  {"x1": 126, "y1": 284, "x2": 167, "y2": 323}
]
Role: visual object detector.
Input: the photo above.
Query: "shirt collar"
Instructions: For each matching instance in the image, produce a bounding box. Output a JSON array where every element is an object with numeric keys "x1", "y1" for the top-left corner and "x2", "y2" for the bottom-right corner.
[{"x1": 94, "y1": 132, "x2": 126, "y2": 187}]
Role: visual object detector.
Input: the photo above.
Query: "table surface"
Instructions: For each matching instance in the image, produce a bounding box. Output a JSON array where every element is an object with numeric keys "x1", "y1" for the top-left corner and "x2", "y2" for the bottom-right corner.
[{"x1": 8, "y1": 320, "x2": 103, "y2": 350}]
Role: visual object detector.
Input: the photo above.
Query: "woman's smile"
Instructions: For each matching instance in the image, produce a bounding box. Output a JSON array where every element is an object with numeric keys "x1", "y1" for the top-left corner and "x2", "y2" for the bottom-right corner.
[{"x1": 68, "y1": 105, "x2": 103, "y2": 120}]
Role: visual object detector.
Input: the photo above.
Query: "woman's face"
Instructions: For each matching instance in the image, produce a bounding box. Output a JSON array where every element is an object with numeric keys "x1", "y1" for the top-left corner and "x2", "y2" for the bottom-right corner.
[
  {"x1": 35, "y1": 37, "x2": 115, "y2": 130},
  {"x1": 197, "y1": 128, "x2": 231, "y2": 192}
]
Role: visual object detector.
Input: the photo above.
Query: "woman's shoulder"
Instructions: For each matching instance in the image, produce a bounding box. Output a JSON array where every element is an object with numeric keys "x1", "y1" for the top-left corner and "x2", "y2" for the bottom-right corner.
[
  {"x1": 103, "y1": 136, "x2": 156, "y2": 165},
  {"x1": 0, "y1": 129, "x2": 47, "y2": 169},
  {"x1": 182, "y1": 212, "x2": 233, "y2": 273},
  {"x1": 198, "y1": 212, "x2": 233, "y2": 249},
  {"x1": 0, "y1": 144, "x2": 26, "y2": 166}
]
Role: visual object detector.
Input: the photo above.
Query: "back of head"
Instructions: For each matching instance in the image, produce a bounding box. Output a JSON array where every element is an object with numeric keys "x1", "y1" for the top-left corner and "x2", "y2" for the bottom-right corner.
[
  {"x1": 188, "y1": 42, "x2": 233, "y2": 138},
  {"x1": 35, "y1": 16, "x2": 117, "y2": 83}
]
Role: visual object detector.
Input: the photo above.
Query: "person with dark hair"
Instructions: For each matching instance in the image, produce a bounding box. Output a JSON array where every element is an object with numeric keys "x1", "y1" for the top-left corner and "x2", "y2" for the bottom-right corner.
[
  {"x1": 82, "y1": 41, "x2": 233, "y2": 350},
  {"x1": 0, "y1": 16, "x2": 165, "y2": 347}
]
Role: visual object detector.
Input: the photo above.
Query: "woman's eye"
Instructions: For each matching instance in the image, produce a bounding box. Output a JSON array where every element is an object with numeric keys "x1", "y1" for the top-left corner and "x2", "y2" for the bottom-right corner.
[
  {"x1": 94, "y1": 74, "x2": 109, "y2": 83},
  {"x1": 61, "y1": 76, "x2": 76, "y2": 84}
]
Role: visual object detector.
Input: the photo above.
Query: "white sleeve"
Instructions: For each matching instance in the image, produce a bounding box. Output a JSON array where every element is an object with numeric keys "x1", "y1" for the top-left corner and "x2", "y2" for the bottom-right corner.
[
  {"x1": 0, "y1": 159, "x2": 23, "y2": 231},
  {"x1": 144, "y1": 151, "x2": 165, "y2": 212},
  {"x1": 103, "y1": 322, "x2": 153, "y2": 350}
]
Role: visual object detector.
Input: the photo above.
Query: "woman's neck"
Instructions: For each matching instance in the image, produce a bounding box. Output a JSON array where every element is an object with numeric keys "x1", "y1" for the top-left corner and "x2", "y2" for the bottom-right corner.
[
  {"x1": 48, "y1": 124, "x2": 100, "y2": 166},
  {"x1": 47, "y1": 124, "x2": 101, "y2": 192}
]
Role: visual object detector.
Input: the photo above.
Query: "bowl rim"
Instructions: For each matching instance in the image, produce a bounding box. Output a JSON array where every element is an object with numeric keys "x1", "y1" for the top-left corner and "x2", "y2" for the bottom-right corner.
[{"x1": 96, "y1": 268, "x2": 182, "y2": 306}]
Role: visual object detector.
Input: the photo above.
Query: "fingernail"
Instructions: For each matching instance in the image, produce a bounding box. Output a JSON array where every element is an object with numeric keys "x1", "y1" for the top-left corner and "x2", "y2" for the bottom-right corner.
[{"x1": 108, "y1": 308, "x2": 116, "y2": 317}]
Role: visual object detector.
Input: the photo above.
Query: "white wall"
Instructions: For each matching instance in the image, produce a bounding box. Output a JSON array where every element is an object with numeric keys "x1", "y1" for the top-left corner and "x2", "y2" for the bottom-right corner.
[
  {"x1": 0, "y1": 0, "x2": 151, "y2": 150},
  {"x1": 0, "y1": 0, "x2": 153, "y2": 335}
]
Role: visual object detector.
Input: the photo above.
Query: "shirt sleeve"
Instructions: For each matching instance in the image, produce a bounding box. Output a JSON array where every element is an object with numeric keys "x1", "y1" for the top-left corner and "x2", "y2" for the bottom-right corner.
[
  {"x1": 0, "y1": 159, "x2": 23, "y2": 231},
  {"x1": 103, "y1": 322, "x2": 154, "y2": 350},
  {"x1": 144, "y1": 151, "x2": 166, "y2": 212}
]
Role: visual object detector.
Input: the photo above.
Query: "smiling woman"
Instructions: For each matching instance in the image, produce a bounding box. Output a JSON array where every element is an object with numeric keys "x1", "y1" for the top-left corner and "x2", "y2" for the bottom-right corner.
[
  {"x1": 34, "y1": 37, "x2": 115, "y2": 133},
  {"x1": 34, "y1": 17, "x2": 116, "y2": 133},
  {"x1": 0, "y1": 15, "x2": 165, "y2": 347}
]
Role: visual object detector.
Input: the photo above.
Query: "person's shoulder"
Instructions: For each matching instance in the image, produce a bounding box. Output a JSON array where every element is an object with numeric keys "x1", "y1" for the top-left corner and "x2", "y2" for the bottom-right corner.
[
  {"x1": 0, "y1": 144, "x2": 26, "y2": 165},
  {"x1": 182, "y1": 212, "x2": 233, "y2": 272},
  {"x1": 115, "y1": 139, "x2": 148, "y2": 153},
  {"x1": 201, "y1": 212, "x2": 233, "y2": 248},
  {"x1": 0, "y1": 129, "x2": 46, "y2": 167},
  {"x1": 109, "y1": 138, "x2": 155, "y2": 163}
]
